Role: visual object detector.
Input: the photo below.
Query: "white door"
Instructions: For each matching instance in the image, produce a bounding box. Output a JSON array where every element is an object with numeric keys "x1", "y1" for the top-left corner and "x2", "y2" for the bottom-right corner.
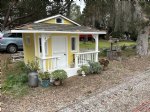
[{"x1": 52, "y1": 36, "x2": 67, "y2": 68}]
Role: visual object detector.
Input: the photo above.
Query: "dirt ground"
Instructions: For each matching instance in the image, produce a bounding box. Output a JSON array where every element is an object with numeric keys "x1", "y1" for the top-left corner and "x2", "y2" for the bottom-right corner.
[{"x1": 1, "y1": 53, "x2": 150, "y2": 112}]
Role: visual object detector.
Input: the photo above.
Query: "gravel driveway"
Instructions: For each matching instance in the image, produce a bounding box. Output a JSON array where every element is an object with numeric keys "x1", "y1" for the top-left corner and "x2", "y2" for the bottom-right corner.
[
  {"x1": 2, "y1": 55, "x2": 150, "y2": 112},
  {"x1": 58, "y1": 70, "x2": 150, "y2": 112}
]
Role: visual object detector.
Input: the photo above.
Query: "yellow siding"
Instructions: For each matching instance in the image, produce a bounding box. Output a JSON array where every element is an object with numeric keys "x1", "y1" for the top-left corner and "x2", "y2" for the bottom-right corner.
[
  {"x1": 23, "y1": 33, "x2": 35, "y2": 64},
  {"x1": 35, "y1": 33, "x2": 40, "y2": 57},
  {"x1": 43, "y1": 18, "x2": 73, "y2": 25},
  {"x1": 68, "y1": 34, "x2": 79, "y2": 67},
  {"x1": 23, "y1": 33, "x2": 79, "y2": 70}
]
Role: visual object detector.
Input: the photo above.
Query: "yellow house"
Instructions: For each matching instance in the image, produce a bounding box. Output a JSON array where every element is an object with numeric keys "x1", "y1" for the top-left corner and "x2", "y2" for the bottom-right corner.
[{"x1": 10, "y1": 14, "x2": 106, "y2": 77}]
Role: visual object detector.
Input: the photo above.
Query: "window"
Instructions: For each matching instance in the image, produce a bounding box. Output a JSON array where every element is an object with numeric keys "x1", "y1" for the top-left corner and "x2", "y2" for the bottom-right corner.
[
  {"x1": 39, "y1": 38, "x2": 48, "y2": 55},
  {"x1": 3, "y1": 33, "x2": 17, "y2": 38},
  {"x1": 39, "y1": 38, "x2": 42, "y2": 53},
  {"x1": 71, "y1": 37, "x2": 77, "y2": 51},
  {"x1": 56, "y1": 18, "x2": 62, "y2": 23},
  {"x1": 16, "y1": 33, "x2": 22, "y2": 38}
]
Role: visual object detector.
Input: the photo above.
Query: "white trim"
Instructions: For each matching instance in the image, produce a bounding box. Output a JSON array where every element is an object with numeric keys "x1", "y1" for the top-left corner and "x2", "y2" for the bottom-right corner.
[
  {"x1": 71, "y1": 36, "x2": 78, "y2": 53},
  {"x1": 34, "y1": 14, "x2": 81, "y2": 26},
  {"x1": 45, "y1": 40, "x2": 48, "y2": 56},
  {"x1": 10, "y1": 30, "x2": 107, "y2": 35},
  {"x1": 74, "y1": 51, "x2": 100, "y2": 55},
  {"x1": 41, "y1": 34, "x2": 46, "y2": 71},
  {"x1": 92, "y1": 34, "x2": 99, "y2": 62}
]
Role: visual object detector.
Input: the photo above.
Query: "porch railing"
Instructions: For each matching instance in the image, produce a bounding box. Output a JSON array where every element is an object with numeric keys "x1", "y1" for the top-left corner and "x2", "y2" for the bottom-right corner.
[
  {"x1": 36, "y1": 56, "x2": 60, "y2": 71},
  {"x1": 74, "y1": 51, "x2": 99, "y2": 67}
]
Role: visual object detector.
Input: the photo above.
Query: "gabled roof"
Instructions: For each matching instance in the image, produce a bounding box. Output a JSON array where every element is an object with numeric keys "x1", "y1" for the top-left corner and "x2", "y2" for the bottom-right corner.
[
  {"x1": 34, "y1": 14, "x2": 81, "y2": 26},
  {"x1": 10, "y1": 23, "x2": 106, "y2": 35}
]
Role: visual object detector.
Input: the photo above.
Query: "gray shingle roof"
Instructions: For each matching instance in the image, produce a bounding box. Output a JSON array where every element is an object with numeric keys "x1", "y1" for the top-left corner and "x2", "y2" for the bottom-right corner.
[{"x1": 15, "y1": 23, "x2": 103, "y2": 33}]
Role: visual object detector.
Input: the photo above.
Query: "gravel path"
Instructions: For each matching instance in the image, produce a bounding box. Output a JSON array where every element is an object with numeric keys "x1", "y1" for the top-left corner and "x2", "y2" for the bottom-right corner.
[
  {"x1": 2, "y1": 56, "x2": 150, "y2": 112},
  {"x1": 58, "y1": 70, "x2": 150, "y2": 112}
]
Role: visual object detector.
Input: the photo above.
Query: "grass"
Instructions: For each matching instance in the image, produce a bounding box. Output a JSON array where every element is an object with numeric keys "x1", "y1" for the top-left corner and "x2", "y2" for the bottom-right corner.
[
  {"x1": 80, "y1": 40, "x2": 136, "y2": 49},
  {"x1": 2, "y1": 61, "x2": 29, "y2": 98},
  {"x1": 121, "y1": 48, "x2": 137, "y2": 57}
]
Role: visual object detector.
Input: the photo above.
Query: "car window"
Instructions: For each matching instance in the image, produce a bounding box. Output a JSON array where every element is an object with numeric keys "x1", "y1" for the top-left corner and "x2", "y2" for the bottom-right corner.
[
  {"x1": 16, "y1": 33, "x2": 22, "y2": 38},
  {"x1": 3, "y1": 33, "x2": 17, "y2": 37}
]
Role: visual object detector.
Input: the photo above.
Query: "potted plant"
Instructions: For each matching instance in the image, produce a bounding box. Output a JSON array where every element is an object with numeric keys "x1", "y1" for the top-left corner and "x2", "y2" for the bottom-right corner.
[
  {"x1": 26, "y1": 60, "x2": 39, "y2": 87},
  {"x1": 50, "y1": 70, "x2": 68, "y2": 86},
  {"x1": 39, "y1": 72, "x2": 50, "y2": 88}
]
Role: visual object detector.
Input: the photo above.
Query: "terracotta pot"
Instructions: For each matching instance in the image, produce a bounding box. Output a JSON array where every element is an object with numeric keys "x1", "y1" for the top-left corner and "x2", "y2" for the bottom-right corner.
[{"x1": 54, "y1": 80, "x2": 62, "y2": 86}]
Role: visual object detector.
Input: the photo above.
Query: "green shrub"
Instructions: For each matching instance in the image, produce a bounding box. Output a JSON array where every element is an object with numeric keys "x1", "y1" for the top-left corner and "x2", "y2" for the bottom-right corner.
[
  {"x1": 77, "y1": 69, "x2": 82, "y2": 75},
  {"x1": 77, "y1": 65, "x2": 90, "y2": 75},
  {"x1": 2, "y1": 72, "x2": 28, "y2": 97},
  {"x1": 26, "y1": 59, "x2": 39, "y2": 72},
  {"x1": 89, "y1": 62, "x2": 102, "y2": 74},
  {"x1": 121, "y1": 45, "x2": 127, "y2": 50},
  {"x1": 100, "y1": 48, "x2": 108, "y2": 57},
  {"x1": 111, "y1": 32, "x2": 122, "y2": 39},
  {"x1": 51, "y1": 70, "x2": 67, "y2": 80},
  {"x1": 39, "y1": 72, "x2": 50, "y2": 80},
  {"x1": 2, "y1": 61, "x2": 29, "y2": 97},
  {"x1": 132, "y1": 45, "x2": 136, "y2": 49}
]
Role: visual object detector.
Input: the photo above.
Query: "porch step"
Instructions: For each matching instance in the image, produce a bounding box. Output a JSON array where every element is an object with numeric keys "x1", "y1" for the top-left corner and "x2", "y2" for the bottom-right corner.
[{"x1": 64, "y1": 68, "x2": 79, "y2": 77}]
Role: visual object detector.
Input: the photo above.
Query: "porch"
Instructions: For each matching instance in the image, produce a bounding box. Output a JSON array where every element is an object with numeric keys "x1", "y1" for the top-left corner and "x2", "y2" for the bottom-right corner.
[{"x1": 35, "y1": 34, "x2": 100, "y2": 77}]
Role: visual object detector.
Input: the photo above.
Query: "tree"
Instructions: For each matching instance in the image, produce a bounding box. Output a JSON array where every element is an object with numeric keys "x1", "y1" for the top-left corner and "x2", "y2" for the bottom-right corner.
[
  {"x1": 82, "y1": 0, "x2": 150, "y2": 56},
  {"x1": 0, "y1": 0, "x2": 74, "y2": 31},
  {"x1": 69, "y1": 3, "x2": 81, "y2": 21},
  {"x1": 133, "y1": 0, "x2": 150, "y2": 55}
]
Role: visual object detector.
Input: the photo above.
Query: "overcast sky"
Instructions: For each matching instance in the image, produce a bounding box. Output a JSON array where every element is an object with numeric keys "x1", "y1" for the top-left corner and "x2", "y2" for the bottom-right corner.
[{"x1": 74, "y1": 0, "x2": 85, "y2": 13}]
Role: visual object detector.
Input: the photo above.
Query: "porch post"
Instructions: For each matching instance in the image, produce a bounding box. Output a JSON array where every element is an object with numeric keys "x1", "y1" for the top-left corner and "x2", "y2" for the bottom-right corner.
[
  {"x1": 93, "y1": 34, "x2": 99, "y2": 62},
  {"x1": 41, "y1": 34, "x2": 46, "y2": 71}
]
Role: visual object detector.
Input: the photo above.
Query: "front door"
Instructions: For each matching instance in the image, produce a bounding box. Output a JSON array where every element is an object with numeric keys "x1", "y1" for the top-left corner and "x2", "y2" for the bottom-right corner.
[{"x1": 52, "y1": 36, "x2": 67, "y2": 68}]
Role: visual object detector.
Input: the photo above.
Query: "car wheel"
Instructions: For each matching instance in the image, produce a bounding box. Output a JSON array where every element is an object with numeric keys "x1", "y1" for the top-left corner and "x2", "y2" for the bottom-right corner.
[{"x1": 7, "y1": 44, "x2": 17, "y2": 53}]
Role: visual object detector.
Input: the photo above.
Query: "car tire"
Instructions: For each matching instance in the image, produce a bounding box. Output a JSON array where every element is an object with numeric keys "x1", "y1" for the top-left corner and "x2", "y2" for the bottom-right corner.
[{"x1": 7, "y1": 44, "x2": 18, "y2": 53}]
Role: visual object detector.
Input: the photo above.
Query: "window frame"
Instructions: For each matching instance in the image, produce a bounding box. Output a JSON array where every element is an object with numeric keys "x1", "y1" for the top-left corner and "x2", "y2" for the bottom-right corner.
[
  {"x1": 45, "y1": 40, "x2": 48, "y2": 56},
  {"x1": 39, "y1": 37, "x2": 42, "y2": 54},
  {"x1": 71, "y1": 37, "x2": 78, "y2": 52},
  {"x1": 38, "y1": 37, "x2": 48, "y2": 56},
  {"x1": 55, "y1": 17, "x2": 64, "y2": 24}
]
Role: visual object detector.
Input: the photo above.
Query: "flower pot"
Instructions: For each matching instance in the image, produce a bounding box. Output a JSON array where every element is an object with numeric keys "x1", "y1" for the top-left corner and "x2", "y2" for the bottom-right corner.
[
  {"x1": 40, "y1": 79, "x2": 50, "y2": 88},
  {"x1": 28, "y1": 71, "x2": 39, "y2": 87},
  {"x1": 53, "y1": 80, "x2": 62, "y2": 86}
]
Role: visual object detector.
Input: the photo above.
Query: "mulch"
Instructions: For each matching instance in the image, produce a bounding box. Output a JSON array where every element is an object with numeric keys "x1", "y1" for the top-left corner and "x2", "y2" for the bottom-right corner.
[{"x1": 1, "y1": 54, "x2": 150, "y2": 112}]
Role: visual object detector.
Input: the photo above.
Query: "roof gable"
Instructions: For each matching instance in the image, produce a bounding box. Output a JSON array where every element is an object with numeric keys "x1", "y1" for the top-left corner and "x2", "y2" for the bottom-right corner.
[{"x1": 34, "y1": 14, "x2": 81, "y2": 26}]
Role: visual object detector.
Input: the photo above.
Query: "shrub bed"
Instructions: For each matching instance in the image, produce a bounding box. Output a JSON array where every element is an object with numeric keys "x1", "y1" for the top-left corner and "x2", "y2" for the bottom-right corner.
[{"x1": 2, "y1": 61, "x2": 29, "y2": 97}]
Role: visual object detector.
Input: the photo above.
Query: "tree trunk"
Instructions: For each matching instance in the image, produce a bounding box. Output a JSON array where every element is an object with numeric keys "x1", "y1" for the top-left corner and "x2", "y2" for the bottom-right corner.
[
  {"x1": 136, "y1": 26, "x2": 150, "y2": 56},
  {"x1": 1, "y1": 3, "x2": 12, "y2": 31},
  {"x1": 133, "y1": 0, "x2": 150, "y2": 56}
]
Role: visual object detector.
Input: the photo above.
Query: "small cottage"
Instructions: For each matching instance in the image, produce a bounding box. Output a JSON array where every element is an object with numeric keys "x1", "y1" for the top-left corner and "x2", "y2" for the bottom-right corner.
[{"x1": 10, "y1": 14, "x2": 106, "y2": 77}]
